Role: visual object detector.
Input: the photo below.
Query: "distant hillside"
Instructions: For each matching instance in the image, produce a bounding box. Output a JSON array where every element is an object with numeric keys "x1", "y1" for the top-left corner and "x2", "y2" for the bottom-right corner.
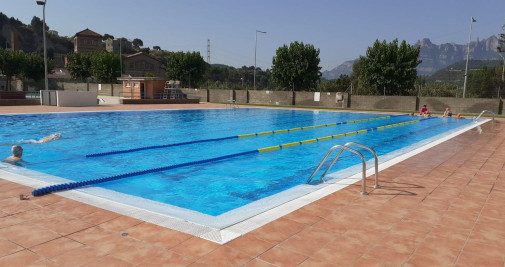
[
  {"x1": 426, "y1": 59, "x2": 501, "y2": 84},
  {"x1": 322, "y1": 36, "x2": 503, "y2": 80},
  {"x1": 0, "y1": 12, "x2": 73, "y2": 65},
  {"x1": 321, "y1": 60, "x2": 354, "y2": 80}
]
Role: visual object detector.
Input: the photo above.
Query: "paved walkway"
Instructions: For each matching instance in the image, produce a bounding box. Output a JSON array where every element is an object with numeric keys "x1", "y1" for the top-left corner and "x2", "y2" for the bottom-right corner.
[{"x1": 0, "y1": 104, "x2": 504, "y2": 266}]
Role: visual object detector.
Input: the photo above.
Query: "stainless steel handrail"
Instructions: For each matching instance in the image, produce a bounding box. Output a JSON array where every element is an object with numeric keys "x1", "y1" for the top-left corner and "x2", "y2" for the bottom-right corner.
[
  {"x1": 306, "y1": 142, "x2": 380, "y2": 195},
  {"x1": 474, "y1": 110, "x2": 495, "y2": 121}
]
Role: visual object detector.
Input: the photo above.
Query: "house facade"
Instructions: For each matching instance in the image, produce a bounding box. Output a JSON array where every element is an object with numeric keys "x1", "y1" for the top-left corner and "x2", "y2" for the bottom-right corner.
[
  {"x1": 73, "y1": 28, "x2": 103, "y2": 53},
  {"x1": 123, "y1": 52, "x2": 165, "y2": 77}
]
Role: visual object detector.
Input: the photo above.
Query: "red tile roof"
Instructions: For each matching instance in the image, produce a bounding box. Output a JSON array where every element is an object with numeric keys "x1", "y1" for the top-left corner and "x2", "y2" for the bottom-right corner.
[{"x1": 75, "y1": 28, "x2": 102, "y2": 38}]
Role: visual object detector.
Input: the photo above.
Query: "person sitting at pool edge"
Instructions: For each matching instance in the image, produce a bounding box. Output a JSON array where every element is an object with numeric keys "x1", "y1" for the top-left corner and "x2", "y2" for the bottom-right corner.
[
  {"x1": 419, "y1": 105, "x2": 428, "y2": 116},
  {"x1": 3, "y1": 145, "x2": 23, "y2": 163},
  {"x1": 443, "y1": 107, "x2": 453, "y2": 117},
  {"x1": 21, "y1": 133, "x2": 61, "y2": 144}
]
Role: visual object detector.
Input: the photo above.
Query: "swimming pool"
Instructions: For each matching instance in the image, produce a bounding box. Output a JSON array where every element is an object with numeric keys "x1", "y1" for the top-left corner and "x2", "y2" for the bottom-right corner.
[{"x1": 0, "y1": 108, "x2": 482, "y2": 242}]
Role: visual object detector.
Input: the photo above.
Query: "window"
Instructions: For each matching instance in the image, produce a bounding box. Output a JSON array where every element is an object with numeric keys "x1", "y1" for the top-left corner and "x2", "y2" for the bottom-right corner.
[
  {"x1": 125, "y1": 82, "x2": 131, "y2": 88},
  {"x1": 134, "y1": 82, "x2": 139, "y2": 88}
]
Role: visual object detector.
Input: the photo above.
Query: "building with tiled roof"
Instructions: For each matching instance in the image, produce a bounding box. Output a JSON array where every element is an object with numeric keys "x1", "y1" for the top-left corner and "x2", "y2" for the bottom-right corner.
[
  {"x1": 73, "y1": 28, "x2": 103, "y2": 53},
  {"x1": 123, "y1": 52, "x2": 165, "y2": 77}
]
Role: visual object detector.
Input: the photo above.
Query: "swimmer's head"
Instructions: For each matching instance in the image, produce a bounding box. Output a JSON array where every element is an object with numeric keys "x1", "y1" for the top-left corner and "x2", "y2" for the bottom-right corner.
[
  {"x1": 11, "y1": 145, "x2": 23, "y2": 157},
  {"x1": 52, "y1": 133, "x2": 62, "y2": 139}
]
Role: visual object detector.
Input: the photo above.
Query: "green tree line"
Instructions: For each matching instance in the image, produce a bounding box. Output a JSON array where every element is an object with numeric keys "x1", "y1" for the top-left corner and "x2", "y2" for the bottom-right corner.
[{"x1": 0, "y1": 48, "x2": 54, "y2": 90}]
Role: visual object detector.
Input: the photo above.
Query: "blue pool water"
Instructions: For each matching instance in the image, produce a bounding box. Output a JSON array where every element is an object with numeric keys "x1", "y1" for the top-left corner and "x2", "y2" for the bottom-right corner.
[{"x1": 0, "y1": 108, "x2": 472, "y2": 216}]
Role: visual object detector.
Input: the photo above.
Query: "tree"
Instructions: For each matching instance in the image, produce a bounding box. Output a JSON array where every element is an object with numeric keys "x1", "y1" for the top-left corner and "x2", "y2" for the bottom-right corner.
[
  {"x1": 166, "y1": 51, "x2": 206, "y2": 88},
  {"x1": 466, "y1": 66, "x2": 502, "y2": 98},
  {"x1": 357, "y1": 39, "x2": 421, "y2": 95},
  {"x1": 133, "y1": 38, "x2": 143, "y2": 49},
  {"x1": 103, "y1": 33, "x2": 114, "y2": 40},
  {"x1": 22, "y1": 52, "x2": 53, "y2": 81},
  {"x1": 0, "y1": 48, "x2": 25, "y2": 90},
  {"x1": 271, "y1": 41, "x2": 321, "y2": 91},
  {"x1": 90, "y1": 52, "x2": 120, "y2": 83},
  {"x1": 66, "y1": 52, "x2": 92, "y2": 81},
  {"x1": 30, "y1": 16, "x2": 48, "y2": 36}
]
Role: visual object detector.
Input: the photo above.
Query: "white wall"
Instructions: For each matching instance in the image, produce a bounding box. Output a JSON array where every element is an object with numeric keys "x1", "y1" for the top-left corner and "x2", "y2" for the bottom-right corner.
[{"x1": 56, "y1": 91, "x2": 98, "y2": 107}]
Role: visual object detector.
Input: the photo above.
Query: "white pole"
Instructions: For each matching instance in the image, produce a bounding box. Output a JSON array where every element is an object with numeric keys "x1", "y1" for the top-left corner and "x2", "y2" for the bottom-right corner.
[
  {"x1": 463, "y1": 17, "x2": 476, "y2": 98},
  {"x1": 254, "y1": 30, "x2": 266, "y2": 91},
  {"x1": 37, "y1": 0, "x2": 48, "y2": 91}
]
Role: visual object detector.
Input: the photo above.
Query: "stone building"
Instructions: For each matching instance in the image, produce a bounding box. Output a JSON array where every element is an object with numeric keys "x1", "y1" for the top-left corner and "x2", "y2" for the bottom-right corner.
[
  {"x1": 105, "y1": 38, "x2": 133, "y2": 53},
  {"x1": 123, "y1": 52, "x2": 165, "y2": 77},
  {"x1": 73, "y1": 28, "x2": 103, "y2": 53}
]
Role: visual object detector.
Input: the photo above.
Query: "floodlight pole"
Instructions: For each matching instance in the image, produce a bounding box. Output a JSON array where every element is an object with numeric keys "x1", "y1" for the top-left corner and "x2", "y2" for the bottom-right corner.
[
  {"x1": 462, "y1": 17, "x2": 476, "y2": 98},
  {"x1": 254, "y1": 30, "x2": 266, "y2": 91},
  {"x1": 36, "y1": 0, "x2": 48, "y2": 92}
]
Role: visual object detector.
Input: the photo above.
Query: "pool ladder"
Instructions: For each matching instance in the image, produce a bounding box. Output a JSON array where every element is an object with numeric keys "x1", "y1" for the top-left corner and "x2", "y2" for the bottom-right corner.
[
  {"x1": 474, "y1": 110, "x2": 495, "y2": 121},
  {"x1": 307, "y1": 142, "x2": 379, "y2": 195}
]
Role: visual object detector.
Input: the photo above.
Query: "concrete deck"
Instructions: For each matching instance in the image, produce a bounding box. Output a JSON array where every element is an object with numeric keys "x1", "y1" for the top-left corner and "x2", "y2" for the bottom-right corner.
[{"x1": 1, "y1": 104, "x2": 504, "y2": 266}]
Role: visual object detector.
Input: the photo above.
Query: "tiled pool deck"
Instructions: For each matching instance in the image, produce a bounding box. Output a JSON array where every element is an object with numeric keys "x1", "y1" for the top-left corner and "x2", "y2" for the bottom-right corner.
[{"x1": 1, "y1": 103, "x2": 504, "y2": 266}]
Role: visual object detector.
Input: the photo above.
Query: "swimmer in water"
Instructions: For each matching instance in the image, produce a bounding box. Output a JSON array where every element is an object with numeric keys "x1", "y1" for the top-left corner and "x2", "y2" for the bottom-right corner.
[
  {"x1": 21, "y1": 133, "x2": 61, "y2": 144},
  {"x1": 3, "y1": 145, "x2": 23, "y2": 163}
]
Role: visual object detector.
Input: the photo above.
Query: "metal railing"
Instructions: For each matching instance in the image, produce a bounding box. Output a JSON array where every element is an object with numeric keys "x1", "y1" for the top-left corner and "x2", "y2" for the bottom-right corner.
[
  {"x1": 474, "y1": 110, "x2": 495, "y2": 121},
  {"x1": 307, "y1": 142, "x2": 379, "y2": 195}
]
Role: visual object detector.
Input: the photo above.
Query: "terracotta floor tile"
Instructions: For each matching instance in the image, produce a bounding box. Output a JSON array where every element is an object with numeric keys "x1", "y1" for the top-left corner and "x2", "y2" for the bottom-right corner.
[
  {"x1": 405, "y1": 253, "x2": 456, "y2": 267},
  {"x1": 171, "y1": 237, "x2": 221, "y2": 260},
  {"x1": 67, "y1": 226, "x2": 109, "y2": 244},
  {"x1": 0, "y1": 249, "x2": 43, "y2": 267},
  {"x1": 199, "y1": 246, "x2": 252, "y2": 267},
  {"x1": 249, "y1": 217, "x2": 306, "y2": 244},
  {"x1": 389, "y1": 219, "x2": 433, "y2": 242},
  {"x1": 244, "y1": 258, "x2": 277, "y2": 267},
  {"x1": 0, "y1": 223, "x2": 61, "y2": 248},
  {"x1": 310, "y1": 218, "x2": 348, "y2": 235},
  {"x1": 0, "y1": 239, "x2": 24, "y2": 257},
  {"x1": 137, "y1": 247, "x2": 193, "y2": 266},
  {"x1": 462, "y1": 240, "x2": 505, "y2": 258},
  {"x1": 37, "y1": 215, "x2": 93, "y2": 236},
  {"x1": 98, "y1": 215, "x2": 143, "y2": 232},
  {"x1": 282, "y1": 208, "x2": 324, "y2": 226},
  {"x1": 85, "y1": 231, "x2": 139, "y2": 253},
  {"x1": 0, "y1": 214, "x2": 25, "y2": 229},
  {"x1": 413, "y1": 241, "x2": 460, "y2": 265},
  {"x1": 225, "y1": 234, "x2": 275, "y2": 258},
  {"x1": 27, "y1": 258, "x2": 61, "y2": 267},
  {"x1": 258, "y1": 245, "x2": 308, "y2": 266},
  {"x1": 45, "y1": 198, "x2": 84, "y2": 213},
  {"x1": 111, "y1": 242, "x2": 165, "y2": 264},
  {"x1": 82, "y1": 254, "x2": 135, "y2": 267},
  {"x1": 80, "y1": 209, "x2": 121, "y2": 225},
  {"x1": 311, "y1": 244, "x2": 363, "y2": 265},
  {"x1": 30, "y1": 237, "x2": 83, "y2": 259},
  {"x1": 353, "y1": 256, "x2": 391, "y2": 267},
  {"x1": 279, "y1": 226, "x2": 339, "y2": 256},
  {"x1": 298, "y1": 257, "x2": 339, "y2": 267},
  {"x1": 50, "y1": 245, "x2": 108, "y2": 267},
  {"x1": 0, "y1": 197, "x2": 39, "y2": 215},
  {"x1": 370, "y1": 234, "x2": 419, "y2": 255},
  {"x1": 455, "y1": 251, "x2": 504, "y2": 267},
  {"x1": 126, "y1": 222, "x2": 192, "y2": 249}
]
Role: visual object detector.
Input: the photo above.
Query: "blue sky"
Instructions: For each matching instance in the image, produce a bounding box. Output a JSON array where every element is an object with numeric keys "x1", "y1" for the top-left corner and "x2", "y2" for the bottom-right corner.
[{"x1": 2, "y1": 0, "x2": 504, "y2": 71}]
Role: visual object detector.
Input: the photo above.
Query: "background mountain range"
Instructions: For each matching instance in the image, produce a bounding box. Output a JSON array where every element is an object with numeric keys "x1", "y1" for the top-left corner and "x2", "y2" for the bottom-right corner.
[{"x1": 322, "y1": 35, "x2": 503, "y2": 79}]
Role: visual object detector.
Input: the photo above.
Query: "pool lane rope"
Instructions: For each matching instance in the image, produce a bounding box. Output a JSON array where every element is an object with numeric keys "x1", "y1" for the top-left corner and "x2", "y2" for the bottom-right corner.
[
  {"x1": 86, "y1": 115, "x2": 396, "y2": 158},
  {"x1": 32, "y1": 118, "x2": 419, "y2": 197}
]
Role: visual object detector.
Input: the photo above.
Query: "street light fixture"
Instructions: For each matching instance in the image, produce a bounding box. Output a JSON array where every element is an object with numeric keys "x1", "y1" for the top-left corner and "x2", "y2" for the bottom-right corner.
[
  {"x1": 36, "y1": 0, "x2": 48, "y2": 92},
  {"x1": 462, "y1": 16, "x2": 476, "y2": 98},
  {"x1": 254, "y1": 30, "x2": 266, "y2": 91}
]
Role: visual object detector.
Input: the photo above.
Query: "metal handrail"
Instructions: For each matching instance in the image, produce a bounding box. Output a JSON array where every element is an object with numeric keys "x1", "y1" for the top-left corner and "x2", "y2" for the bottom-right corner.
[
  {"x1": 474, "y1": 110, "x2": 495, "y2": 121},
  {"x1": 307, "y1": 142, "x2": 380, "y2": 195}
]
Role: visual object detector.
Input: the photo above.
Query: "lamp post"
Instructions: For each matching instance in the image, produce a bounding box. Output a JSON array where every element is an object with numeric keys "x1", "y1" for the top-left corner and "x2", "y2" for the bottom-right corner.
[
  {"x1": 254, "y1": 30, "x2": 266, "y2": 91},
  {"x1": 36, "y1": 0, "x2": 48, "y2": 92},
  {"x1": 497, "y1": 47, "x2": 505, "y2": 98},
  {"x1": 462, "y1": 17, "x2": 476, "y2": 98}
]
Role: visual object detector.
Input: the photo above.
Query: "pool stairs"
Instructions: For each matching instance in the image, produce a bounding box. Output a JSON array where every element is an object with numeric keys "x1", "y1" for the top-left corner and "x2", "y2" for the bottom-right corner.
[{"x1": 307, "y1": 142, "x2": 379, "y2": 195}]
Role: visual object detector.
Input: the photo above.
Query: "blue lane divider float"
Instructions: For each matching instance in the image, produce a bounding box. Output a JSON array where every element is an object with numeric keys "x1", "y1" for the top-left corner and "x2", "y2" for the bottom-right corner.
[
  {"x1": 33, "y1": 116, "x2": 417, "y2": 197},
  {"x1": 85, "y1": 115, "x2": 400, "y2": 158},
  {"x1": 32, "y1": 150, "x2": 259, "y2": 196}
]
